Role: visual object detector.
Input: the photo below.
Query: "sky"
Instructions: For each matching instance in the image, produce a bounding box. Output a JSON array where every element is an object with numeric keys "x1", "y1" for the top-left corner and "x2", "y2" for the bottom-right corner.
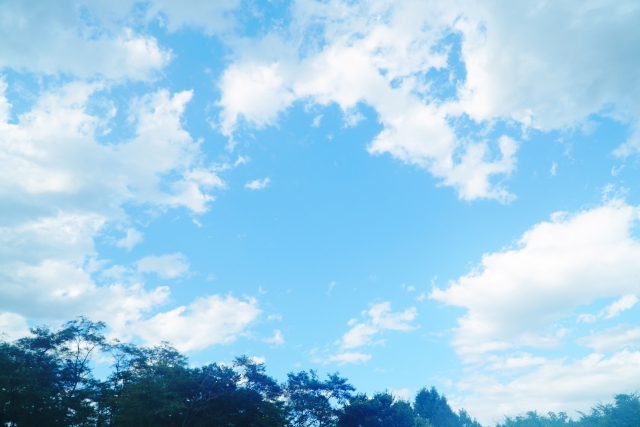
[{"x1": 1, "y1": 0, "x2": 640, "y2": 424}]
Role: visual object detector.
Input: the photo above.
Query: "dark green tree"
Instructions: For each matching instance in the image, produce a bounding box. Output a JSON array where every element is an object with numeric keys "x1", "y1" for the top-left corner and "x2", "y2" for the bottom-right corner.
[
  {"x1": 0, "y1": 317, "x2": 106, "y2": 427},
  {"x1": 414, "y1": 387, "x2": 460, "y2": 427},
  {"x1": 337, "y1": 392, "x2": 417, "y2": 427},
  {"x1": 285, "y1": 370, "x2": 354, "y2": 427}
]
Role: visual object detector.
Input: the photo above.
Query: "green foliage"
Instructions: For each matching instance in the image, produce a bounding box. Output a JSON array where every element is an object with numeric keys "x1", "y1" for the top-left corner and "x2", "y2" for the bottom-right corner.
[
  {"x1": 284, "y1": 369, "x2": 355, "y2": 427},
  {"x1": 497, "y1": 411, "x2": 576, "y2": 427},
  {"x1": 2, "y1": 317, "x2": 640, "y2": 427},
  {"x1": 337, "y1": 392, "x2": 416, "y2": 427}
]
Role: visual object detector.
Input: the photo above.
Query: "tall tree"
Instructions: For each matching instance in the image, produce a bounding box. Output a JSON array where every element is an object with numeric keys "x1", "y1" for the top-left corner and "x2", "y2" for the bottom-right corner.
[
  {"x1": 414, "y1": 387, "x2": 460, "y2": 427},
  {"x1": 285, "y1": 370, "x2": 354, "y2": 427},
  {"x1": 337, "y1": 392, "x2": 418, "y2": 427}
]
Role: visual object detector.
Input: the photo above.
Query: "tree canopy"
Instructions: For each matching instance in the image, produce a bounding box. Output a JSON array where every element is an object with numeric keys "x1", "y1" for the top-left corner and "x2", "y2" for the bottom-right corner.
[{"x1": 1, "y1": 318, "x2": 638, "y2": 427}]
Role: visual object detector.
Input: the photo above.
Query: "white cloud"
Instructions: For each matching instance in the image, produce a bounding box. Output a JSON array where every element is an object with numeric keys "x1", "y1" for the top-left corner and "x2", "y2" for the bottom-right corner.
[
  {"x1": 216, "y1": 0, "x2": 640, "y2": 200},
  {"x1": 388, "y1": 388, "x2": 412, "y2": 401},
  {"x1": 454, "y1": 1, "x2": 640, "y2": 155},
  {"x1": 0, "y1": 81, "x2": 221, "y2": 215},
  {"x1": 338, "y1": 302, "x2": 417, "y2": 350},
  {"x1": 133, "y1": 295, "x2": 261, "y2": 352},
  {"x1": 265, "y1": 329, "x2": 285, "y2": 346},
  {"x1": 250, "y1": 356, "x2": 266, "y2": 364},
  {"x1": 143, "y1": 0, "x2": 241, "y2": 34},
  {"x1": 342, "y1": 323, "x2": 379, "y2": 349},
  {"x1": 326, "y1": 352, "x2": 372, "y2": 365},
  {"x1": 453, "y1": 351, "x2": 640, "y2": 425},
  {"x1": 215, "y1": 1, "x2": 518, "y2": 201},
  {"x1": 0, "y1": 312, "x2": 30, "y2": 341},
  {"x1": 576, "y1": 325, "x2": 640, "y2": 353},
  {"x1": 602, "y1": 294, "x2": 638, "y2": 319},
  {"x1": 0, "y1": 77, "x2": 252, "y2": 350},
  {"x1": 137, "y1": 253, "x2": 190, "y2": 279},
  {"x1": 368, "y1": 302, "x2": 417, "y2": 331},
  {"x1": 117, "y1": 228, "x2": 144, "y2": 251},
  {"x1": 0, "y1": 1, "x2": 170, "y2": 80},
  {"x1": 245, "y1": 177, "x2": 271, "y2": 190},
  {"x1": 431, "y1": 200, "x2": 640, "y2": 360}
]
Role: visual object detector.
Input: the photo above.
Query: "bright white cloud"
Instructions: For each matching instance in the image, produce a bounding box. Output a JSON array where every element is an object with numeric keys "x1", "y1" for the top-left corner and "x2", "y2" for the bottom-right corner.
[
  {"x1": 0, "y1": 77, "x2": 251, "y2": 348},
  {"x1": 337, "y1": 302, "x2": 417, "y2": 355},
  {"x1": 245, "y1": 177, "x2": 271, "y2": 190},
  {"x1": 431, "y1": 199, "x2": 640, "y2": 360},
  {"x1": 454, "y1": 0, "x2": 640, "y2": 155},
  {"x1": 133, "y1": 295, "x2": 261, "y2": 352},
  {"x1": 0, "y1": 312, "x2": 30, "y2": 342},
  {"x1": 215, "y1": 1, "x2": 518, "y2": 201},
  {"x1": 326, "y1": 352, "x2": 372, "y2": 365},
  {"x1": 576, "y1": 325, "x2": 640, "y2": 353},
  {"x1": 0, "y1": 81, "x2": 221, "y2": 215},
  {"x1": 602, "y1": 294, "x2": 638, "y2": 319},
  {"x1": 215, "y1": 0, "x2": 640, "y2": 200},
  {"x1": 0, "y1": 1, "x2": 169, "y2": 80},
  {"x1": 117, "y1": 228, "x2": 144, "y2": 251},
  {"x1": 137, "y1": 253, "x2": 190, "y2": 279},
  {"x1": 265, "y1": 329, "x2": 285, "y2": 346},
  {"x1": 342, "y1": 323, "x2": 379, "y2": 349},
  {"x1": 388, "y1": 388, "x2": 412, "y2": 401},
  {"x1": 453, "y1": 351, "x2": 640, "y2": 425}
]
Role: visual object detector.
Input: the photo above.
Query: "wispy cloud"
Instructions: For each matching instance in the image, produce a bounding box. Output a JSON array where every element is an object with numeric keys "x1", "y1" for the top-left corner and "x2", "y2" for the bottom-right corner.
[{"x1": 245, "y1": 177, "x2": 271, "y2": 190}]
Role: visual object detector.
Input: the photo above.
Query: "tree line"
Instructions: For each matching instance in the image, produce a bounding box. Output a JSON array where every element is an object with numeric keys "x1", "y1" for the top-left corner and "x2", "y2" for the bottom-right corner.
[{"x1": 0, "y1": 318, "x2": 638, "y2": 427}]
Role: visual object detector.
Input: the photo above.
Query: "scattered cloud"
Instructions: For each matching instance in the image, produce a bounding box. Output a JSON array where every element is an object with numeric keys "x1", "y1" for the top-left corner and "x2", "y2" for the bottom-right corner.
[
  {"x1": 602, "y1": 294, "x2": 638, "y2": 319},
  {"x1": 431, "y1": 200, "x2": 640, "y2": 360},
  {"x1": 453, "y1": 351, "x2": 640, "y2": 425},
  {"x1": 117, "y1": 228, "x2": 144, "y2": 251},
  {"x1": 245, "y1": 177, "x2": 271, "y2": 190},
  {"x1": 327, "y1": 280, "x2": 336, "y2": 296},
  {"x1": 576, "y1": 325, "x2": 640, "y2": 353},
  {"x1": 0, "y1": 312, "x2": 30, "y2": 341},
  {"x1": 326, "y1": 352, "x2": 372, "y2": 365},
  {"x1": 327, "y1": 302, "x2": 417, "y2": 364},
  {"x1": 388, "y1": 388, "x2": 412, "y2": 401},
  {"x1": 133, "y1": 295, "x2": 261, "y2": 352},
  {"x1": 265, "y1": 329, "x2": 285, "y2": 346},
  {"x1": 137, "y1": 253, "x2": 190, "y2": 279}
]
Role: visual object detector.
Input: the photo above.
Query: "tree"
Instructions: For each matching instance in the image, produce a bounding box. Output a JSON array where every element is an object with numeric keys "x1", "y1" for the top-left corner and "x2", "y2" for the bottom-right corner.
[
  {"x1": 285, "y1": 370, "x2": 355, "y2": 427},
  {"x1": 0, "y1": 317, "x2": 106, "y2": 427},
  {"x1": 414, "y1": 387, "x2": 460, "y2": 427},
  {"x1": 338, "y1": 392, "x2": 417, "y2": 427}
]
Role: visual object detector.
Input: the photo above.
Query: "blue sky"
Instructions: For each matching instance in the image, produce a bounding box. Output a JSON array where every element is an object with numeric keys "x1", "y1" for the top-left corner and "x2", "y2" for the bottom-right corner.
[{"x1": 1, "y1": 0, "x2": 640, "y2": 424}]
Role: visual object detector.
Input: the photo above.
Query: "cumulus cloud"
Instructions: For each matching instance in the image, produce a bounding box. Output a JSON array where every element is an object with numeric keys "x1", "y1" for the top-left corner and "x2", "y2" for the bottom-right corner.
[
  {"x1": 602, "y1": 294, "x2": 638, "y2": 319},
  {"x1": 0, "y1": 1, "x2": 169, "y2": 80},
  {"x1": 576, "y1": 325, "x2": 640, "y2": 353},
  {"x1": 245, "y1": 177, "x2": 271, "y2": 190},
  {"x1": 453, "y1": 351, "x2": 640, "y2": 425},
  {"x1": 429, "y1": 199, "x2": 640, "y2": 423},
  {"x1": 132, "y1": 295, "x2": 261, "y2": 352},
  {"x1": 265, "y1": 329, "x2": 285, "y2": 346},
  {"x1": 0, "y1": 312, "x2": 30, "y2": 341},
  {"x1": 215, "y1": 1, "x2": 518, "y2": 201},
  {"x1": 326, "y1": 352, "x2": 372, "y2": 365},
  {"x1": 117, "y1": 228, "x2": 144, "y2": 251},
  {"x1": 137, "y1": 253, "x2": 190, "y2": 279},
  {"x1": 0, "y1": 76, "x2": 256, "y2": 349},
  {"x1": 0, "y1": 81, "x2": 222, "y2": 215},
  {"x1": 431, "y1": 200, "x2": 640, "y2": 360},
  {"x1": 215, "y1": 0, "x2": 640, "y2": 200},
  {"x1": 323, "y1": 302, "x2": 417, "y2": 364}
]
